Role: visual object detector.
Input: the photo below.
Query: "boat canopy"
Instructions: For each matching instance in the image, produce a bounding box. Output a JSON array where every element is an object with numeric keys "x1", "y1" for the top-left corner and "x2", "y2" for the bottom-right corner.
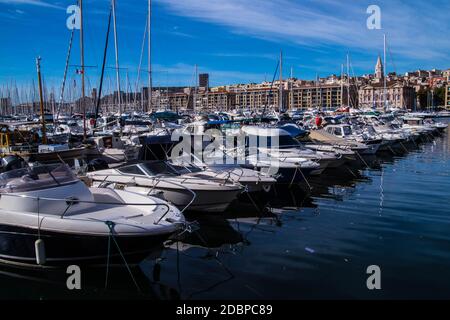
[
  {"x1": 0, "y1": 164, "x2": 78, "y2": 193},
  {"x1": 150, "y1": 111, "x2": 182, "y2": 121},
  {"x1": 279, "y1": 123, "x2": 309, "y2": 138}
]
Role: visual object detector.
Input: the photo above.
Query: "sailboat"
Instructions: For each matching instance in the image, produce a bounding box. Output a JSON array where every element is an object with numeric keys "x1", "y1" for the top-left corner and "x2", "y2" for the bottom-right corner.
[{"x1": 0, "y1": 58, "x2": 86, "y2": 164}]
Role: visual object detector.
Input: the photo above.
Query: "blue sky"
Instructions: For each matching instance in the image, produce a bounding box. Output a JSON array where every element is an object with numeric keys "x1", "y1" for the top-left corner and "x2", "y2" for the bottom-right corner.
[{"x1": 1, "y1": 0, "x2": 449, "y2": 97}]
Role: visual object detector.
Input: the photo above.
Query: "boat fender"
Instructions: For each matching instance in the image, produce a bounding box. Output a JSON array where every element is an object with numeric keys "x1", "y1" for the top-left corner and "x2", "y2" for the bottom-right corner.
[{"x1": 35, "y1": 239, "x2": 46, "y2": 265}]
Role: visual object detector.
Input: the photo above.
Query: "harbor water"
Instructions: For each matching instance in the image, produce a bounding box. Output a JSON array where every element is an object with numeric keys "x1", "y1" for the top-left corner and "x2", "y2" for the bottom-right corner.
[{"x1": 1, "y1": 121, "x2": 449, "y2": 300}]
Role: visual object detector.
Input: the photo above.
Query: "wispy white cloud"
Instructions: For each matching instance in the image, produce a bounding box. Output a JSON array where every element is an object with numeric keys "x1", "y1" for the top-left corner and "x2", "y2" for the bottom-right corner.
[
  {"x1": 212, "y1": 52, "x2": 278, "y2": 60},
  {"x1": 150, "y1": 63, "x2": 266, "y2": 86},
  {"x1": 168, "y1": 30, "x2": 196, "y2": 39},
  {"x1": 155, "y1": 0, "x2": 450, "y2": 64},
  {"x1": 0, "y1": 0, "x2": 63, "y2": 9}
]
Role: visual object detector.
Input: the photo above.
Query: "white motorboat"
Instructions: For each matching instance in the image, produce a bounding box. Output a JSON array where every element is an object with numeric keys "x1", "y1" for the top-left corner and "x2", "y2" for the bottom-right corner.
[
  {"x1": 174, "y1": 152, "x2": 277, "y2": 193},
  {"x1": 88, "y1": 161, "x2": 243, "y2": 213},
  {"x1": 241, "y1": 126, "x2": 340, "y2": 173},
  {"x1": 85, "y1": 135, "x2": 140, "y2": 164},
  {"x1": 401, "y1": 117, "x2": 437, "y2": 135},
  {"x1": 423, "y1": 118, "x2": 448, "y2": 132},
  {"x1": 0, "y1": 164, "x2": 184, "y2": 267},
  {"x1": 324, "y1": 124, "x2": 382, "y2": 155}
]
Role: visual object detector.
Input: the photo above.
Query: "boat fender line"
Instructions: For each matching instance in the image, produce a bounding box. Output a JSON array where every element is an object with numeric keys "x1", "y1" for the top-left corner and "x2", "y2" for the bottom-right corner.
[
  {"x1": 104, "y1": 220, "x2": 141, "y2": 293},
  {"x1": 35, "y1": 196, "x2": 46, "y2": 265}
]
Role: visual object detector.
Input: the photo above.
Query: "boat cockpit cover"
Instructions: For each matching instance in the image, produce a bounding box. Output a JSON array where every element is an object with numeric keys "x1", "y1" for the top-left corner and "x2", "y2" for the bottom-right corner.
[{"x1": 0, "y1": 164, "x2": 78, "y2": 193}]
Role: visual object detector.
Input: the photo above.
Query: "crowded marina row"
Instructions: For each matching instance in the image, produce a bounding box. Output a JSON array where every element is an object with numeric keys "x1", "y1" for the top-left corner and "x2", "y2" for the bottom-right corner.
[{"x1": 0, "y1": 109, "x2": 447, "y2": 268}]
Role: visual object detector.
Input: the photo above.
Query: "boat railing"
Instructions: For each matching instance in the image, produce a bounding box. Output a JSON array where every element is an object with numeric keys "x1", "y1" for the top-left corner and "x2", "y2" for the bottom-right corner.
[
  {"x1": 95, "y1": 173, "x2": 197, "y2": 213},
  {"x1": 0, "y1": 192, "x2": 172, "y2": 225},
  {"x1": 147, "y1": 176, "x2": 197, "y2": 213}
]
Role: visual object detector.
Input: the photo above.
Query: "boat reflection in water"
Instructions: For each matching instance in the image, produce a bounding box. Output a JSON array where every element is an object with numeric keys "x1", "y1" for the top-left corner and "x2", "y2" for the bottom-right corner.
[{"x1": 0, "y1": 245, "x2": 181, "y2": 300}]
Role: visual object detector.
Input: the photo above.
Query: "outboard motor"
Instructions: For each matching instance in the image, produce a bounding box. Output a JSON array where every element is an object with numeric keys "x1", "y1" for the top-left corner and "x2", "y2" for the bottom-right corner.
[{"x1": 0, "y1": 155, "x2": 28, "y2": 173}]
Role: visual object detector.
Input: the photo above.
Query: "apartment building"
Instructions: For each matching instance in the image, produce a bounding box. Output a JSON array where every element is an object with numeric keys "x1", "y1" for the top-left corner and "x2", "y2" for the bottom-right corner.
[
  {"x1": 358, "y1": 81, "x2": 416, "y2": 109},
  {"x1": 288, "y1": 84, "x2": 356, "y2": 110}
]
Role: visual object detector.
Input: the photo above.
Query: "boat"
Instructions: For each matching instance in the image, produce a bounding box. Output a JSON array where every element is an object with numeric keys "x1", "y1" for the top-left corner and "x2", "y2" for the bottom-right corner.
[
  {"x1": 85, "y1": 134, "x2": 140, "y2": 164},
  {"x1": 29, "y1": 144, "x2": 87, "y2": 163},
  {"x1": 323, "y1": 124, "x2": 382, "y2": 155},
  {"x1": 87, "y1": 160, "x2": 243, "y2": 213},
  {"x1": 176, "y1": 152, "x2": 277, "y2": 193},
  {"x1": 240, "y1": 126, "x2": 341, "y2": 173},
  {"x1": 401, "y1": 117, "x2": 437, "y2": 135},
  {"x1": 0, "y1": 123, "x2": 87, "y2": 164},
  {"x1": 0, "y1": 164, "x2": 184, "y2": 267},
  {"x1": 308, "y1": 129, "x2": 370, "y2": 156},
  {"x1": 423, "y1": 118, "x2": 448, "y2": 133}
]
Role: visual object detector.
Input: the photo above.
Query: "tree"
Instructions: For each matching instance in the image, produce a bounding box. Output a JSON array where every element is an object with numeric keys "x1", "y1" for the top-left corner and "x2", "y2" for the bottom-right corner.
[
  {"x1": 433, "y1": 87, "x2": 446, "y2": 107},
  {"x1": 416, "y1": 88, "x2": 428, "y2": 110}
]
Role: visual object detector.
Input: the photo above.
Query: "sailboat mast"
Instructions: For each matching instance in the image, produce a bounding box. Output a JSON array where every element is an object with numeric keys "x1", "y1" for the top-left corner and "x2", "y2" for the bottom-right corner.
[
  {"x1": 148, "y1": 0, "x2": 152, "y2": 113},
  {"x1": 126, "y1": 70, "x2": 129, "y2": 107},
  {"x1": 194, "y1": 64, "x2": 198, "y2": 112},
  {"x1": 136, "y1": 15, "x2": 148, "y2": 112},
  {"x1": 279, "y1": 49, "x2": 283, "y2": 112},
  {"x1": 58, "y1": 29, "x2": 74, "y2": 120},
  {"x1": 315, "y1": 73, "x2": 319, "y2": 109},
  {"x1": 94, "y1": 8, "x2": 112, "y2": 128},
  {"x1": 79, "y1": 0, "x2": 86, "y2": 139},
  {"x1": 346, "y1": 53, "x2": 350, "y2": 107},
  {"x1": 290, "y1": 66, "x2": 293, "y2": 111},
  {"x1": 36, "y1": 57, "x2": 47, "y2": 144},
  {"x1": 383, "y1": 33, "x2": 387, "y2": 109},
  {"x1": 111, "y1": 0, "x2": 122, "y2": 115},
  {"x1": 341, "y1": 64, "x2": 344, "y2": 106}
]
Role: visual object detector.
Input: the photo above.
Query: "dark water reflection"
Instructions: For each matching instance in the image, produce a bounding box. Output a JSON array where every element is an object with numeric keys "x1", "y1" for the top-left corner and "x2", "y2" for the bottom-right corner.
[{"x1": 1, "y1": 122, "x2": 450, "y2": 300}]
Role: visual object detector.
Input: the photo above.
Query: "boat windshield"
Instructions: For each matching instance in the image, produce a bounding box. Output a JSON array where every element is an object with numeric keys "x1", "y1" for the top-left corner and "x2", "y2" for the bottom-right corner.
[
  {"x1": 278, "y1": 135, "x2": 301, "y2": 149},
  {"x1": 0, "y1": 164, "x2": 78, "y2": 193},
  {"x1": 140, "y1": 161, "x2": 201, "y2": 176},
  {"x1": 342, "y1": 126, "x2": 353, "y2": 136}
]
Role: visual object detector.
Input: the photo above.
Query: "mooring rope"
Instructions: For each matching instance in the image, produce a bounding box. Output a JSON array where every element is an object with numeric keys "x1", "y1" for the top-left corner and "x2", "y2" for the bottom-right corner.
[
  {"x1": 104, "y1": 230, "x2": 112, "y2": 289},
  {"x1": 297, "y1": 166, "x2": 313, "y2": 191},
  {"x1": 104, "y1": 220, "x2": 141, "y2": 293},
  {"x1": 355, "y1": 151, "x2": 370, "y2": 169}
]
